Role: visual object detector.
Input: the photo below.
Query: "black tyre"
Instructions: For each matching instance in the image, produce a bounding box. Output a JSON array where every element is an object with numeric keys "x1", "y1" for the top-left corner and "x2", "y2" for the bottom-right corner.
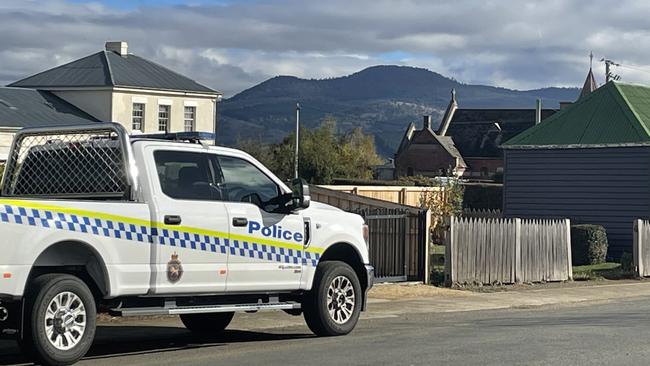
[
  {"x1": 22, "y1": 274, "x2": 96, "y2": 366},
  {"x1": 180, "y1": 312, "x2": 235, "y2": 333},
  {"x1": 303, "y1": 261, "x2": 362, "y2": 336}
]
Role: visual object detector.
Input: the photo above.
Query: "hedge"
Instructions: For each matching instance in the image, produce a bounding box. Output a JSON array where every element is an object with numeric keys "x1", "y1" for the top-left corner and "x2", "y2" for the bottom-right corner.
[
  {"x1": 462, "y1": 184, "x2": 503, "y2": 210},
  {"x1": 571, "y1": 224, "x2": 608, "y2": 265}
]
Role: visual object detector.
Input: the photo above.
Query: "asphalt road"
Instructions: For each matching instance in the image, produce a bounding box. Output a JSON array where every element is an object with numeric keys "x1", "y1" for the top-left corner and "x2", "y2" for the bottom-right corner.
[{"x1": 2, "y1": 297, "x2": 650, "y2": 365}]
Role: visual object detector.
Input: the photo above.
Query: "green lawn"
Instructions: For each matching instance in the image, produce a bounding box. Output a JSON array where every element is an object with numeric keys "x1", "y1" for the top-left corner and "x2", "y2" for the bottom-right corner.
[{"x1": 572, "y1": 262, "x2": 634, "y2": 281}]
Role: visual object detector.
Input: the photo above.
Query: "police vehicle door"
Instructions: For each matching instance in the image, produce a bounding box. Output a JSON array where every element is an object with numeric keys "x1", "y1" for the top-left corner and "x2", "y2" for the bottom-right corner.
[
  {"x1": 215, "y1": 154, "x2": 304, "y2": 292},
  {"x1": 147, "y1": 147, "x2": 230, "y2": 294}
]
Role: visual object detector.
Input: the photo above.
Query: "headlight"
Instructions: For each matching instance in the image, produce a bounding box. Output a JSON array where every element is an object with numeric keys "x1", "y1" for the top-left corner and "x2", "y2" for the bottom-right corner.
[{"x1": 362, "y1": 224, "x2": 369, "y2": 245}]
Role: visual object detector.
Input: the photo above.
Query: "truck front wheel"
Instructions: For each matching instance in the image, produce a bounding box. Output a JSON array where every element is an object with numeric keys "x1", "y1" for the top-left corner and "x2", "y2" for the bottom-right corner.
[
  {"x1": 22, "y1": 274, "x2": 97, "y2": 366},
  {"x1": 303, "y1": 261, "x2": 362, "y2": 336},
  {"x1": 180, "y1": 312, "x2": 234, "y2": 333}
]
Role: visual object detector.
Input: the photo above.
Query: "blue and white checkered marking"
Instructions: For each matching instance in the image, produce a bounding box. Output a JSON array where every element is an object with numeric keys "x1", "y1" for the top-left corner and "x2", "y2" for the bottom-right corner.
[{"x1": 0, "y1": 204, "x2": 320, "y2": 267}]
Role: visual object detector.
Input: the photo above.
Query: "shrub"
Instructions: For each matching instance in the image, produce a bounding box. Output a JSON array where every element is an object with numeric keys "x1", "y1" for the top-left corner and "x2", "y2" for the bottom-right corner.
[
  {"x1": 571, "y1": 225, "x2": 608, "y2": 265},
  {"x1": 620, "y1": 252, "x2": 635, "y2": 273},
  {"x1": 462, "y1": 184, "x2": 503, "y2": 210}
]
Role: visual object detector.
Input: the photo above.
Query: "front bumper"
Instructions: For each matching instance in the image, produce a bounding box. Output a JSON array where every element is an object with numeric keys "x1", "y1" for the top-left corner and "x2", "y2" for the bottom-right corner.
[
  {"x1": 362, "y1": 264, "x2": 374, "y2": 311},
  {"x1": 365, "y1": 264, "x2": 375, "y2": 290},
  {"x1": 0, "y1": 297, "x2": 22, "y2": 340}
]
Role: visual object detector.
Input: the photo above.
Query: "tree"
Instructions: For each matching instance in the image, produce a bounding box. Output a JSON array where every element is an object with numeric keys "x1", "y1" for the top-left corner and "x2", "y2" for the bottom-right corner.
[
  {"x1": 237, "y1": 117, "x2": 382, "y2": 184},
  {"x1": 419, "y1": 177, "x2": 465, "y2": 230}
]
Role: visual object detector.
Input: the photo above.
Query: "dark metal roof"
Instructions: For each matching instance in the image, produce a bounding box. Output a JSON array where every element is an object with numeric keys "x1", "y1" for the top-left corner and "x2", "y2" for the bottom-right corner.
[
  {"x1": 0, "y1": 87, "x2": 98, "y2": 128},
  {"x1": 9, "y1": 51, "x2": 219, "y2": 95},
  {"x1": 444, "y1": 108, "x2": 556, "y2": 157}
]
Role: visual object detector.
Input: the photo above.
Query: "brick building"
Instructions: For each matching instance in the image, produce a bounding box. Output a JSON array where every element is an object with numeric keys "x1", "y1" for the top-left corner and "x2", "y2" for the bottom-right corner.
[
  {"x1": 394, "y1": 115, "x2": 467, "y2": 178},
  {"x1": 394, "y1": 89, "x2": 557, "y2": 180}
]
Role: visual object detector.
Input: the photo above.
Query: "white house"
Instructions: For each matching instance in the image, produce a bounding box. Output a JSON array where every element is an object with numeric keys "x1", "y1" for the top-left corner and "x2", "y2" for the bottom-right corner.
[{"x1": 9, "y1": 41, "x2": 222, "y2": 137}]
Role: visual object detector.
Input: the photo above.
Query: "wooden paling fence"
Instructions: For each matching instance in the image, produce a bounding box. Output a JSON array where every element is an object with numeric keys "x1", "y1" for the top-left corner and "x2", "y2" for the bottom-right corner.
[
  {"x1": 318, "y1": 185, "x2": 444, "y2": 208},
  {"x1": 310, "y1": 185, "x2": 429, "y2": 282},
  {"x1": 633, "y1": 219, "x2": 650, "y2": 277},
  {"x1": 447, "y1": 217, "x2": 572, "y2": 285},
  {"x1": 461, "y1": 208, "x2": 503, "y2": 218}
]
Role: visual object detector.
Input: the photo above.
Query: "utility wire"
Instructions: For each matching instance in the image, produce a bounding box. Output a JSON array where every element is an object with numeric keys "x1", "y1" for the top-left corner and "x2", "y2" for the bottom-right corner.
[{"x1": 617, "y1": 63, "x2": 650, "y2": 75}]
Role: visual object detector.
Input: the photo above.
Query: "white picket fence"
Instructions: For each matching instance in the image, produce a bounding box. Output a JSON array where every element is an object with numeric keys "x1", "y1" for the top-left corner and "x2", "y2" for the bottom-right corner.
[{"x1": 446, "y1": 217, "x2": 573, "y2": 285}]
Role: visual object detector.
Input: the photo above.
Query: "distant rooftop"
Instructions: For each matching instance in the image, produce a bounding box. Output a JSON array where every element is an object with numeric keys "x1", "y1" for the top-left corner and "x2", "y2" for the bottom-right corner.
[
  {"x1": 444, "y1": 108, "x2": 556, "y2": 158},
  {"x1": 9, "y1": 41, "x2": 220, "y2": 95}
]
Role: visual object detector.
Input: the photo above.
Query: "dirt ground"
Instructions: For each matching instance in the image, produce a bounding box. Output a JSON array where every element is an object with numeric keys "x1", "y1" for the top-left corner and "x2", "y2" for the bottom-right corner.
[{"x1": 368, "y1": 282, "x2": 470, "y2": 300}]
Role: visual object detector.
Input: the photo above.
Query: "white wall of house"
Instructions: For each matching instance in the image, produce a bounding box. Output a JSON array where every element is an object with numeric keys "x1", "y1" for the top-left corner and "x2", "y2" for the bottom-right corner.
[
  {"x1": 46, "y1": 88, "x2": 217, "y2": 136},
  {"x1": 52, "y1": 89, "x2": 113, "y2": 121},
  {"x1": 111, "y1": 90, "x2": 216, "y2": 134},
  {"x1": 0, "y1": 131, "x2": 17, "y2": 160}
]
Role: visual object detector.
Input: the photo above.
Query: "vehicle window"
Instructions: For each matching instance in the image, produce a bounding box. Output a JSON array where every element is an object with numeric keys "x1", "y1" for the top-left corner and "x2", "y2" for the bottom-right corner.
[
  {"x1": 215, "y1": 155, "x2": 280, "y2": 206},
  {"x1": 154, "y1": 150, "x2": 219, "y2": 201}
]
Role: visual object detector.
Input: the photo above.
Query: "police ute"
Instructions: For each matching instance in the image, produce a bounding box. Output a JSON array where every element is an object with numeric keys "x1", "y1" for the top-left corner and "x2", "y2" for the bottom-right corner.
[{"x1": 0, "y1": 123, "x2": 374, "y2": 365}]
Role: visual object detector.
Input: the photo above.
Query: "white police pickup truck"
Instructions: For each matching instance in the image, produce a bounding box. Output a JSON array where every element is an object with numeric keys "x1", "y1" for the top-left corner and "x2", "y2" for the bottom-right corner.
[{"x1": 0, "y1": 123, "x2": 373, "y2": 365}]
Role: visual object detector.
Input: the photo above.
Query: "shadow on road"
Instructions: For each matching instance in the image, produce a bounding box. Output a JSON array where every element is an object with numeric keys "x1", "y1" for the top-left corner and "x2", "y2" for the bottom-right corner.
[{"x1": 0, "y1": 325, "x2": 313, "y2": 365}]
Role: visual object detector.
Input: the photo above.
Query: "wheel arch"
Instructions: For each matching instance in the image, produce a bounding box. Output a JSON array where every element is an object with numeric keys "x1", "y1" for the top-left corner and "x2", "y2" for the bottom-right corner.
[
  {"x1": 318, "y1": 242, "x2": 369, "y2": 295},
  {"x1": 25, "y1": 240, "x2": 111, "y2": 300}
]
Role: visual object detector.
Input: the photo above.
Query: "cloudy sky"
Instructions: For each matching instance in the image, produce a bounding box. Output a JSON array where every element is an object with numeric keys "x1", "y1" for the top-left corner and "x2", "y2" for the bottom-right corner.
[{"x1": 2, "y1": 0, "x2": 650, "y2": 97}]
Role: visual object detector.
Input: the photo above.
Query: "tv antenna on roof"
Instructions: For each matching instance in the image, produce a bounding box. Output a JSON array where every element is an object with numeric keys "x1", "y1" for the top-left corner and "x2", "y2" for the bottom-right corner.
[{"x1": 600, "y1": 57, "x2": 621, "y2": 82}]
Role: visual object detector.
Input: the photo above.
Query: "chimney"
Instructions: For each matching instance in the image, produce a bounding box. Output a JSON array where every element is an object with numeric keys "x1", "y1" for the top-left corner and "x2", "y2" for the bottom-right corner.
[
  {"x1": 105, "y1": 41, "x2": 128, "y2": 57},
  {"x1": 423, "y1": 115, "x2": 432, "y2": 130},
  {"x1": 559, "y1": 101, "x2": 573, "y2": 110},
  {"x1": 535, "y1": 98, "x2": 542, "y2": 125}
]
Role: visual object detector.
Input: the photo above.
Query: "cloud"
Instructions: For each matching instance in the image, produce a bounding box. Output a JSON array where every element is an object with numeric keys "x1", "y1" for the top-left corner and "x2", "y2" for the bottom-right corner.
[{"x1": 1, "y1": 0, "x2": 650, "y2": 96}]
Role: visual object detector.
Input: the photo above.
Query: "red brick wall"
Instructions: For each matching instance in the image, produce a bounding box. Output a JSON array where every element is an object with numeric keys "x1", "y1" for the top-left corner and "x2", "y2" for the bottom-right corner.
[
  {"x1": 395, "y1": 140, "x2": 457, "y2": 177},
  {"x1": 463, "y1": 157, "x2": 503, "y2": 178}
]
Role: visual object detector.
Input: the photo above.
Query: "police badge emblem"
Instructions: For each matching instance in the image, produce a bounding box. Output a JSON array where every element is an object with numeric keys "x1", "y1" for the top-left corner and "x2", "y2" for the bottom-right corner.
[{"x1": 167, "y1": 252, "x2": 183, "y2": 283}]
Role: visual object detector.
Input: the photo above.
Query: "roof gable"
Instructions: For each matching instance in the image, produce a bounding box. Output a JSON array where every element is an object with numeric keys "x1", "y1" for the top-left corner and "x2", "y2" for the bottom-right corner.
[
  {"x1": 10, "y1": 51, "x2": 219, "y2": 95},
  {"x1": 503, "y1": 82, "x2": 650, "y2": 148},
  {"x1": 396, "y1": 125, "x2": 467, "y2": 167}
]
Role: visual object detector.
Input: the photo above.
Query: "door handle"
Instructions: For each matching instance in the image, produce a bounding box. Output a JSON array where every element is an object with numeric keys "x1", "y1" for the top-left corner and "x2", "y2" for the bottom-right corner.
[
  {"x1": 164, "y1": 215, "x2": 182, "y2": 225},
  {"x1": 232, "y1": 217, "x2": 248, "y2": 227}
]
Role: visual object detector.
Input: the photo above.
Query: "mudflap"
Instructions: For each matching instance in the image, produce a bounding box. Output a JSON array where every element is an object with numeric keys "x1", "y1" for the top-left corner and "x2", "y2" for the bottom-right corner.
[
  {"x1": 0, "y1": 298, "x2": 23, "y2": 340},
  {"x1": 362, "y1": 264, "x2": 375, "y2": 311}
]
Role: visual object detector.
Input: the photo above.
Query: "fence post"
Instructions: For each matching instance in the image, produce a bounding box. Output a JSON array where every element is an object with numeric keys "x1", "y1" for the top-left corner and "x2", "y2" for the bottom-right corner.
[
  {"x1": 403, "y1": 214, "x2": 410, "y2": 280},
  {"x1": 445, "y1": 216, "x2": 455, "y2": 286},
  {"x1": 634, "y1": 219, "x2": 643, "y2": 277},
  {"x1": 565, "y1": 218, "x2": 572, "y2": 280},
  {"x1": 423, "y1": 210, "x2": 432, "y2": 285},
  {"x1": 514, "y1": 218, "x2": 521, "y2": 283}
]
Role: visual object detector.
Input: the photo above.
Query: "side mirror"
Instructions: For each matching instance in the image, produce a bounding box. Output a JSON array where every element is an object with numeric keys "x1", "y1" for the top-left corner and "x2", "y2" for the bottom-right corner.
[{"x1": 291, "y1": 178, "x2": 311, "y2": 210}]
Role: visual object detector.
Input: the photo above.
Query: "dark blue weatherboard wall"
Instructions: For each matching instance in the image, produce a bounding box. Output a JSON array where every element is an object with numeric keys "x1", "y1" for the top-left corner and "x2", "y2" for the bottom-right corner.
[{"x1": 503, "y1": 146, "x2": 650, "y2": 258}]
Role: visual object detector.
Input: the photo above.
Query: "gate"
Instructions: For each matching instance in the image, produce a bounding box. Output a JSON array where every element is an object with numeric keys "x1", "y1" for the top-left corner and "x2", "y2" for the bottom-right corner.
[{"x1": 356, "y1": 208, "x2": 427, "y2": 282}]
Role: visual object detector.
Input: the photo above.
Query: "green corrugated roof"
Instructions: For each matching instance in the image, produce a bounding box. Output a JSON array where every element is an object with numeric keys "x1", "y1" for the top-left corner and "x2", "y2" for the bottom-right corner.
[{"x1": 503, "y1": 82, "x2": 650, "y2": 148}]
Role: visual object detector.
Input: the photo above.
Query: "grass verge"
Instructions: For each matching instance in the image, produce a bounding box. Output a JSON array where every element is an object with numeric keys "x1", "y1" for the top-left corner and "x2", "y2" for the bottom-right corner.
[{"x1": 572, "y1": 262, "x2": 635, "y2": 281}]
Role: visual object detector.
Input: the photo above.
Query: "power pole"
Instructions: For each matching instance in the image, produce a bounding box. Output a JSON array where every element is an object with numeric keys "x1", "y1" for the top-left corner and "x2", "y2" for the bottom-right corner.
[
  {"x1": 294, "y1": 103, "x2": 300, "y2": 179},
  {"x1": 601, "y1": 58, "x2": 621, "y2": 82}
]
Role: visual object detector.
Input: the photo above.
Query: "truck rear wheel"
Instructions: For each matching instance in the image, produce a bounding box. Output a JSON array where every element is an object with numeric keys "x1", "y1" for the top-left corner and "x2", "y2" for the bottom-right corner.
[
  {"x1": 22, "y1": 274, "x2": 96, "y2": 366},
  {"x1": 180, "y1": 312, "x2": 234, "y2": 333},
  {"x1": 303, "y1": 261, "x2": 361, "y2": 336}
]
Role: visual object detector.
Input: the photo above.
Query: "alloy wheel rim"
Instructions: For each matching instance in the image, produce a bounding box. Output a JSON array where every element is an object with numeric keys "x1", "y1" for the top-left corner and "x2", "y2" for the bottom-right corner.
[
  {"x1": 326, "y1": 275, "x2": 355, "y2": 324},
  {"x1": 44, "y1": 291, "x2": 87, "y2": 351}
]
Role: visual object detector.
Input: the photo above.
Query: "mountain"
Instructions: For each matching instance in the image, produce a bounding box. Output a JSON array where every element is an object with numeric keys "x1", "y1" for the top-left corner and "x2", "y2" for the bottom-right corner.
[{"x1": 218, "y1": 65, "x2": 580, "y2": 156}]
